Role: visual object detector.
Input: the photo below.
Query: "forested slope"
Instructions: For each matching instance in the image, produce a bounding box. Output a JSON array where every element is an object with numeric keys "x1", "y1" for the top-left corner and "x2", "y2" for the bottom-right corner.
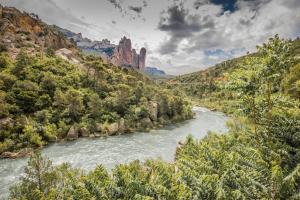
[
  {"x1": 0, "y1": 5, "x2": 193, "y2": 158},
  {"x1": 9, "y1": 36, "x2": 300, "y2": 199},
  {"x1": 167, "y1": 36, "x2": 300, "y2": 112}
]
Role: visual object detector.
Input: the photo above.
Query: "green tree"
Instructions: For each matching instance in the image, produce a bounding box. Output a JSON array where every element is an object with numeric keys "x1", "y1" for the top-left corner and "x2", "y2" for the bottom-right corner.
[
  {"x1": 13, "y1": 50, "x2": 31, "y2": 79},
  {"x1": 12, "y1": 80, "x2": 40, "y2": 113},
  {"x1": 88, "y1": 93, "x2": 102, "y2": 118},
  {"x1": 65, "y1": 89, "x2": 84, "y2": 122},
  {"x1": 10, "y1": 153, "x2": 57, "y2": 199},
  {"x1": 40, "y1": 72, "x2": 57, "y2": 97},
  {"x1": 23, "y1": 122, "x2": 43, "y2": 147},
  {"x1": 46, "y1": 47, "x2": 55, "y2": 57}
]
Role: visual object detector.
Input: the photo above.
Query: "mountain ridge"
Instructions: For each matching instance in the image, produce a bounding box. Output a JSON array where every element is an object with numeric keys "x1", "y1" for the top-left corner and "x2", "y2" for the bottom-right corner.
[{"x1": 55, "y1": 26, "x2": 147, "y2": 70}]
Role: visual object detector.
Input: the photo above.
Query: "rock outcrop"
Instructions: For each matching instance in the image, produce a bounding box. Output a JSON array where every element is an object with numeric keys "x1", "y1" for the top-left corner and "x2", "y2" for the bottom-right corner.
[
  {"x1": 79, "y1": 127, "x2": 90, "y2": 137},
  {"x1": 1, "y1": 148, "x2": 33, "y2": 159},
  {"x1": 67, "y1": 126, "x2": 78, "y2": 140},
  {"x1": 139, "y1": 48, "x2": 146, "y2": 70},
  {"x1": 0, "y1": 5, "x2": 76, "y2": 56},
  {"x1": 95, "y1": 118, "x2": 125, "y2": 135},
  {"x1": 56, "y1": 25, "x2": 147, "y2": 70},
  {"x1": 148, "y1": 101, "x2": 158, "y2": 121},
  {"x1": 110, "y1": 36, "x2": 146, "y2": 70}
]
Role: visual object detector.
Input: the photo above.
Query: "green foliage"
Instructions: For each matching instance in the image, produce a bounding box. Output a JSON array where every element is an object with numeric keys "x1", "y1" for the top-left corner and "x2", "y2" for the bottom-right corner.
[
  {"x1": 283, "y1": 63, "x2": 300, "y2": 98},
  {"x1": 8, "y1": 35, "x2": 300, "y2": 200},
  {"x1": 0, "y1": 51, "x2": 192, "y2": 154},
  {"x1": 23, "y1": 122, "x2": 44, "y2": 147}
]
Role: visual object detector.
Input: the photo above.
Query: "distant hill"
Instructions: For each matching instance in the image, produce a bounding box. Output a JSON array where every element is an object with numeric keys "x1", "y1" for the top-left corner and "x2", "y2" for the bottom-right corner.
[
  {"x1": 144, "y1": 67, "x2": 174, "y2": 79},
  {"x1": 168, "y1": 37, "x2": 300, "y2": 102},
  {"x1": 53, "y1": 25, "x2": 116, "y2": 58}
]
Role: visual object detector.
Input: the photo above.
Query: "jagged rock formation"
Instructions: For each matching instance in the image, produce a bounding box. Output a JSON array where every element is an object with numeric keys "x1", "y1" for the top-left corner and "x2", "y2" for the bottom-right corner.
[
  {"x1": 111, "y1": 36, "x2": 146, "y2": 70},
  {"x1": 57, "y1": 27, "x2": 147, "y2": 70},
  {"x1": 139, "y1": 48, "x2": 147, "y2": 70}
]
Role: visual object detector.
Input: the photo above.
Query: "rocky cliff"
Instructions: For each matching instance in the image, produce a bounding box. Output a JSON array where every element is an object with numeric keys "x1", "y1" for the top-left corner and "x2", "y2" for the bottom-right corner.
[
  {"x1": 0, "y1": 5, "x2": 75, "y2": 55},
  {"x1": 111, "y1": 36, "x2": 146, "y2": 70},
  {"x1": 57, "y1": 27, "x2": 147, "y2": 70}
]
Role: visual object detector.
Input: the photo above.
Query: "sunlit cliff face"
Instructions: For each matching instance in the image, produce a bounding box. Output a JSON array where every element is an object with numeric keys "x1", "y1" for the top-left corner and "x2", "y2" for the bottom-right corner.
[{"x1": 1, "y1": 0, "x2": 300, "y2": 75}]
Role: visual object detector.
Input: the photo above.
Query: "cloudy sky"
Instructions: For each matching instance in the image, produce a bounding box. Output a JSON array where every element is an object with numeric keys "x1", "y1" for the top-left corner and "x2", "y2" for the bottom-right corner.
[{"x1": 1, "y1": 0, "x2": 300, "y2": 75}]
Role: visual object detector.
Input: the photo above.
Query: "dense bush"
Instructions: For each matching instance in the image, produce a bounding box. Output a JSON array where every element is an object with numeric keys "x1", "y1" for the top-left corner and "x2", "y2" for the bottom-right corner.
[{"x1": 0, "y1": 52, "x2": 193, "y2": 154}]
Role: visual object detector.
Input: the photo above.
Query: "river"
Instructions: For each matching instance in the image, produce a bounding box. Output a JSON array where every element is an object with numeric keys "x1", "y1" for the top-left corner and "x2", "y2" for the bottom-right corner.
[{"x1": 0, "y1": 107, "x2": 229, "y2": 198}]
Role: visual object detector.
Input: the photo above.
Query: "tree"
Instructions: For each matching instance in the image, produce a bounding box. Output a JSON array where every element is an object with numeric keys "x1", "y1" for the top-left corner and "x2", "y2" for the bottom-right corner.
[
  {"x1": 65, "y1": 89, "x2": 84, "y2": 122},
  {"x1": 40, "y1": 72, "x2": 57, "y2": 97},
  {"x1": 10, "y1": 153, "x2": 57, "y2": 199},
  {"x1": 225, "y1": 57, "x2": 262, "y2": 133},
  {"x1": 12, "y1": 80, "x2": 40, "y2": 113},
  {"x1": 0, "y1": 53, "x2": 10, "y2": 70},
  {"x1": 46, "y1": 47, "x2": 55, "y2": 57},
  {"x1": 258, "y1": 35, "x2": 294, "y2": 127},
  {"x1": 13, "y1": 50, "x2": 31, "y2": 79},
  {"x1": 23, "y1": 122, "x2": 43, "y2": 147},
  {"x1": 88, "y1": 93, "x2": 102, "y2": 118}
]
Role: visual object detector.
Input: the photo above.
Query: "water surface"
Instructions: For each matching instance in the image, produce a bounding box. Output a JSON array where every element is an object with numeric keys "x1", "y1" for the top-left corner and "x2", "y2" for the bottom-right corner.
[{"x1": 0, "y1": 107, "x2": 228, "y2": 198}]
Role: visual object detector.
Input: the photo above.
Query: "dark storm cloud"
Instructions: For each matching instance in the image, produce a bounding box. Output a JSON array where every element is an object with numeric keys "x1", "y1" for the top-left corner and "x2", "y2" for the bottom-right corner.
[
  {"x1": 158, "y1": 5, "x2": 201, "y2": 36},
  {"x1": 128, "y1": 6, "x2": 143, "y2": 14},
  {"x1": 159, "y1": 37, "x2": 182, "y2": 55},
  {"x1": 158, "y1": 4, "x2": 215, "y2": 54}
]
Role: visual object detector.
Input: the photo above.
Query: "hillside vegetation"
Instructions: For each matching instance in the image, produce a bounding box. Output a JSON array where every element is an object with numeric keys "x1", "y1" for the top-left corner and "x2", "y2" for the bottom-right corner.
[
  {"x1": 167, "y1": 37, "x2": 300, "y2": 112},
  {"x1": 0, "y1": 50, "x2": 192, "y2": 157},
  {"x1": 0, "y1": 5, "x2": 193, "y2": 157},
  {"x1": 9, "y1": 36, "x2": 300, "y2": 199}
]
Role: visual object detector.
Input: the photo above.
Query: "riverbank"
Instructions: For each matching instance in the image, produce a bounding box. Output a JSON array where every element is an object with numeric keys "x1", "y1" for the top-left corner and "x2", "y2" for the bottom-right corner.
[
  {"x1": 0, "y1": 108, "x2": 229, "y2": 198},
  {"x1": 0, "y1": 113, "x2": 194, "y2": 159}
]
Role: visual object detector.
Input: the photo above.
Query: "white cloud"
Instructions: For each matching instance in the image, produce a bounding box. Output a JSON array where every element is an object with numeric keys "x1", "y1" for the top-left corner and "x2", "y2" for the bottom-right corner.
[
  {"x1": 0, "y1": 0, "x2": 299, "y2": 75},
  {"x1": 157, "y1": 0, "x2": 300, "y2": 74}
]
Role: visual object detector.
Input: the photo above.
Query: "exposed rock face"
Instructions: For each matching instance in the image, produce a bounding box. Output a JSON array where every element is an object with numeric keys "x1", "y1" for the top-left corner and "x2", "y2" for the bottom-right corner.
[
  {"x1": 0, "y1": 5, "x2": 75, "y2": 53},
  {"x1": 111, "y1": 36, "x2": 146, "y2": 70},
  {"x1": 56, "y1": 25, "x2": 147, "y2": 70},
  {"x1": 67, "y1": 126, "x2": 78, "y2": 140},
  {"x1": 55, "y1": 48, "x2": 79, "y2": 64},
  {"x1": 95, "y1": 118, "x2": 125, "y2": 135},
  {"x1": 107, "y1": 122, "x2": 119, "y2": 136},
  {"x1": 132, "y1": 49, "x2": 139, "y2": 67},
  {"x1": 1, "y1": 148, "x2": 33, "y2": 159},
  {"x1": 79, "y1": 127, "x2": 90, "y2": 137},
  {"x1": 118, "y1": 118, "x2": 125, "y2": 133},
  {"x1": 148, "y1": 101, "x2": 158, "y2": 121},
  {"x1": 139, "y1": 48, "x2": 146, "y2": 70}
]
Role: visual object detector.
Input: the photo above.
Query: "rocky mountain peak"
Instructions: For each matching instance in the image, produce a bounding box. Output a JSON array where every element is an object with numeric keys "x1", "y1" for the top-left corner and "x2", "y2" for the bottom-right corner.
[
  {"x1": 55, "y1": 27, "x2": 147, "y2": 70},
  {"x1": 111, "y1": 36, "x2": 146, "y2": 70}
]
